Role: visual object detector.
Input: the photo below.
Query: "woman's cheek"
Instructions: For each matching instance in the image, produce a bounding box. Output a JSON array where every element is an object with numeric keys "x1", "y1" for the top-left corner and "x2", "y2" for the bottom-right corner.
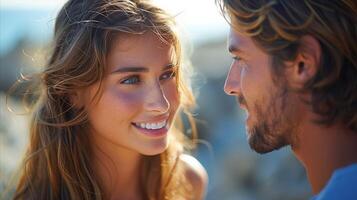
[{"x1": 108, "y1": 86, "x2": 144, "y2": 112}]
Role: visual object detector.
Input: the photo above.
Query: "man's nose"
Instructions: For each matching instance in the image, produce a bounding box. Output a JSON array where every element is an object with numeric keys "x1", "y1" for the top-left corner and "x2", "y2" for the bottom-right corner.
[{"x1": 224, "y1": 63, "x2": 241, "y2": 96}]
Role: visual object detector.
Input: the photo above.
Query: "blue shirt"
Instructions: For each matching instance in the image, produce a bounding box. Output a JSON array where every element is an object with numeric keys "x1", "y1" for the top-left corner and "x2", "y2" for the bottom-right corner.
[{"x1": 313, "y1": 163, "x2": 357, "y2": 200}]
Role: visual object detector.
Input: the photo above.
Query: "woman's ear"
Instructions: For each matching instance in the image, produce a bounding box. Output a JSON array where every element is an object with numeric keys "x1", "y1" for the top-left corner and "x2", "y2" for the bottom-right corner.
[
  {"x1": 285, "y1": 35, "x2": 321, "y2": 90},
  {"x1": 69, "y1": 90, "x2": 84, "y2": 109}
]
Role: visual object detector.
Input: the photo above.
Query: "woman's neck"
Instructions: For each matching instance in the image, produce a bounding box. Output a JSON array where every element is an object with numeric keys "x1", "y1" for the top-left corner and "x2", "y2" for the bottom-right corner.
[{"x1": 90, "y1": 135, "x2": 143, "y2": 199}]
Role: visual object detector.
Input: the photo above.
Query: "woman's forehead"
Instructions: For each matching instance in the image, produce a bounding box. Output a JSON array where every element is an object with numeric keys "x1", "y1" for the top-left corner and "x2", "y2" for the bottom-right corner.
[{"x1": 107, "y1": 32, "x2": 177, "y2": 72}]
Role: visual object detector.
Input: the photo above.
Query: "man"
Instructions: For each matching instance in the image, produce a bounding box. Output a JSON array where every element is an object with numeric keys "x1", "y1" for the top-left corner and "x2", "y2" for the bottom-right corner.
[{"x1": 217, "y1": 0, "x2": 357, "y2": 199}]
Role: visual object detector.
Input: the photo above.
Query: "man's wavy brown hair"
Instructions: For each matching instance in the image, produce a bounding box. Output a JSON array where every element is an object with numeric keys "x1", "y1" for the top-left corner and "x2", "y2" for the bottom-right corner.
[{"x1": 217, "y1": 0, "x2": 357, "y2": 132}]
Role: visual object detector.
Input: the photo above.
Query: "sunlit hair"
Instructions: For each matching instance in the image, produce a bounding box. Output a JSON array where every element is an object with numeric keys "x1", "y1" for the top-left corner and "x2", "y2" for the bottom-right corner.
[
  {"x1": 217, "y1": 0, "x2": 357, "y2": 132},
  {"x1": 11, "y1": 0, "x2": 197, "y2": 199}
]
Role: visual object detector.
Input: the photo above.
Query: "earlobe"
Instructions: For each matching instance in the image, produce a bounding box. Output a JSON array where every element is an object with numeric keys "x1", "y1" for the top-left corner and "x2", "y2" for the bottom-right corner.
[
  {"x1": 69, "y1": 91, "x2": 83, "y2": 109},
  {"x1": 287, "y1": 35, "x2": 321, "y2": 90}
]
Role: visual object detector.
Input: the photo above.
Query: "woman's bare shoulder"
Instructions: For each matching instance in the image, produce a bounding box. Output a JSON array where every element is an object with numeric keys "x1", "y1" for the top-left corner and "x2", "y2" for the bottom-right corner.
[{"x1": 179, "y1": 154, "x2": 208, "y2": 200}]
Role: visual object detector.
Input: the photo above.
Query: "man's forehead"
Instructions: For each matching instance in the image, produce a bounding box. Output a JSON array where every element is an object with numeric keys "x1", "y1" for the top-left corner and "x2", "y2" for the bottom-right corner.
[{"x1": 228, "y1": 28, "x2": 250, "y2": 53}]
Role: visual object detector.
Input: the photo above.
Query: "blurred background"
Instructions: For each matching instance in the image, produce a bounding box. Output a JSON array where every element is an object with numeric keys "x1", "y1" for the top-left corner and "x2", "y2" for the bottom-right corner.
[{"x1": 0, "y1": 0, "x2": 311, "y2": 199}]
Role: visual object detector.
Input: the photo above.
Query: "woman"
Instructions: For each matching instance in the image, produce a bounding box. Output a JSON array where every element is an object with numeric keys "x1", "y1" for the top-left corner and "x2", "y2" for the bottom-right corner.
[{"x1": 12, "y1": 0, "x2": 207, "y2": 199}]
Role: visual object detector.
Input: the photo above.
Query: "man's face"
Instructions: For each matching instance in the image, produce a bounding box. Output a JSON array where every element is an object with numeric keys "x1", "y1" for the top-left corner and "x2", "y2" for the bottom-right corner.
[{"x1": 224, "y1": 28, "x2": 299, "y2": 153}]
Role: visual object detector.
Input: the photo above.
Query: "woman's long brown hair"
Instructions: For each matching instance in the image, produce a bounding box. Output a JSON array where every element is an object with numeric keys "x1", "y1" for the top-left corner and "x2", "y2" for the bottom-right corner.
[{"x1": 11, "y1": 0, "x2": 197, "y2": 199}]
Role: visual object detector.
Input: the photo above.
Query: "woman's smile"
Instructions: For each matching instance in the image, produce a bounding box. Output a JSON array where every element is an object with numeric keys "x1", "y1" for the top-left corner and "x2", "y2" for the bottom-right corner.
[{"x1": 132, "y1": 114, "x2": 170, "y2": 137}]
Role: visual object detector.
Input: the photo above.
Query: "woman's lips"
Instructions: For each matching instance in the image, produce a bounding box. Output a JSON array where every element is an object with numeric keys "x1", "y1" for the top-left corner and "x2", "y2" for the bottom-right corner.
[
  {"x1": 131, "y1": 117, "x2": 170, "y2": 137},
  {"x1": 132, "y1": 123, "x2": 169, "y2": 137}
]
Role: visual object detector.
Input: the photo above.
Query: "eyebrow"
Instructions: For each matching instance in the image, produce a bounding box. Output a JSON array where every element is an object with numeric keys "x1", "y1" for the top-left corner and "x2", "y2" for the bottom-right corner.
[
  {"x1": 111, "y1": 63, "x2": 176, "y2": 74},
  {"x1": 228, "y1": 45, "x2": 244, "y2": 54}
]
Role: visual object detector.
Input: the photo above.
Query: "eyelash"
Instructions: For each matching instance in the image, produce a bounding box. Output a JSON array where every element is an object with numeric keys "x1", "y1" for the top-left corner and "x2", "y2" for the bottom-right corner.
[
  {"x1": 232, "y1": 56, "x2": 241, "y2": 61},
  {"x1": 120, "y1": 70, "x2": 176, "y2": 85},
  {"x1": 160, "y1": 70, "x2": 176, "y2": 80},
  {"x1": 120, "y1": 75, "x2": 140, "y2": 84},
  {"x1": 232, "y1": 56, "x2": 248, "y2": 68}
]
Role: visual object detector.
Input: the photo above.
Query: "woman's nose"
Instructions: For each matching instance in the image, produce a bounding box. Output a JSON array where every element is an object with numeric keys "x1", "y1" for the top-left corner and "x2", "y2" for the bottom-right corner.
[{"x1": 144, "y1": 81, "x2": 170, "y2": 113}]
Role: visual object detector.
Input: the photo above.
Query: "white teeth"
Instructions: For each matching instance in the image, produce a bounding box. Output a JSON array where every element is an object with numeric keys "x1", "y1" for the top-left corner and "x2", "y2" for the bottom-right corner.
[
  {"x1": 151, "y1": 123, "x2": 157, "y2": 129},
  {"x1": 159, "y1": 121, "x2": 165, "y2": 128},
  {"x1": 135, "y1": 120, "x2": 167, "y2": 130}
]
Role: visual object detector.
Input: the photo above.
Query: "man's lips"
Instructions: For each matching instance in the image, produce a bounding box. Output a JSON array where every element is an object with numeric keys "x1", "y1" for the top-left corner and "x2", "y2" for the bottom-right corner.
[
  {"x1": 237, "y1": 97, "x2": 248, "y2": 110},
  {"x1": 239, "y1": 103, "x2": 248, "y2": 110}
]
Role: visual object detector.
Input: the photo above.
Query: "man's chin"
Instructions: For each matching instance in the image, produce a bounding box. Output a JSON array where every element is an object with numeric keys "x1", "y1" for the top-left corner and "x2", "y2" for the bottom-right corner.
[
  {"x1": 248, "y1": 138, "x2": 275, "y2": 154},
  {"x1": 249, "y1": 143, "x2": 276, "y2": 154},
  {"x1": 247, "y1": 129, "x2": 287, "y2": 154}
]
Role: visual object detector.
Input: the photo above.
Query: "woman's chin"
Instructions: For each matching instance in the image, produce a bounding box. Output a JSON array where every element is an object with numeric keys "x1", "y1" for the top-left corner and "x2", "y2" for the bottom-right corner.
[{"x1": 139, "y1": 140, "x2": 169, "y2": 156}]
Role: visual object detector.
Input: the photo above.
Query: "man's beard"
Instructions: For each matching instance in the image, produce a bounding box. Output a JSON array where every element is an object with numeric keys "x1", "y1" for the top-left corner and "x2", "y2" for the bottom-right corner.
[{"x1": 244, "y1": 84, "x2": 299, "y2": 154}]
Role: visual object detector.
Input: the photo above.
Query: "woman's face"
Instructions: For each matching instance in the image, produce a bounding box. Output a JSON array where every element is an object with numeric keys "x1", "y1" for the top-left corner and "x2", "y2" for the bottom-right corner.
[{"x1": 81, "y1": 33, "x2": 180, "y2": 156}]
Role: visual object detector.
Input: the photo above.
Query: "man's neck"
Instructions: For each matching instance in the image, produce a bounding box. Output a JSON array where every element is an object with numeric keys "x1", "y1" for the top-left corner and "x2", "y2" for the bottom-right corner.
[{"x1": 292, "y1": 119, "x2": 357, "y2": 194}]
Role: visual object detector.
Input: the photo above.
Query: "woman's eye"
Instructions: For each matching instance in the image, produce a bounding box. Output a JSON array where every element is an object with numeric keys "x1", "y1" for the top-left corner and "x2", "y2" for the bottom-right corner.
[
  {"x1": 120, "y1": 75, "x2": 140, "y2": 84},
  {"x1": 160, "y1": 70, "x2": 176, "y2": 81}
]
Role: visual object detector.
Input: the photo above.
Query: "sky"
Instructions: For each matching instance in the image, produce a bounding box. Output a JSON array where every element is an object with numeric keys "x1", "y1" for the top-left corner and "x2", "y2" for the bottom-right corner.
[{"x1": 0, "y1": 0, "x2": 229, "y2": 55}]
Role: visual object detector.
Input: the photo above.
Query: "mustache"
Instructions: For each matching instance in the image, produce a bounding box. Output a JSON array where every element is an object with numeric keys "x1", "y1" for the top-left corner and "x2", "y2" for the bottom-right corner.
[{"x1": 237, "y1": 95, "x2": 247, "y2": 107}]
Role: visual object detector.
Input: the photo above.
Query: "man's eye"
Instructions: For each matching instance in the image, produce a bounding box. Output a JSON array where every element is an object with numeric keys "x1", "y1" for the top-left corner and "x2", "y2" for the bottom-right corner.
[
  {"x1": 120, "y1": 75, "x2": 140, "y2": 84},
  {"x1": 160, "y1": 70, "x2": 176, "y2": 81},
  {"x1": 232, "y1": 56, "x2": 241, "y2": 61},
  {"x1": 233, "y1": 56, "x2": 248, "y2": 68}
]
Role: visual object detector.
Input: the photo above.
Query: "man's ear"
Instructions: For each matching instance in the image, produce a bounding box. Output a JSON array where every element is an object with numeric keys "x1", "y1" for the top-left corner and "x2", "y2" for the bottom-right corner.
[{"x1": 285, "y1": 35, "x2": 321, "y2": 90}]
